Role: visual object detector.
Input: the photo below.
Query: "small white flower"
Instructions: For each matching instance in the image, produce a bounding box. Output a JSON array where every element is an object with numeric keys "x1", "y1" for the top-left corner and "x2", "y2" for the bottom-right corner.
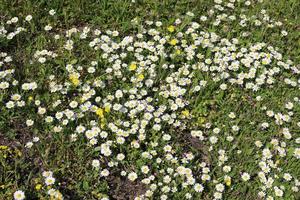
[
  {"x1": 294, "y1": 148, "x2": 300, "y2": 159},
  {"x1": 33, "y1": 137, "x2": 40, "y2": 142},
  {"x1": 215, "y1": 183, "x2": 225, "y2": 192},
  {"x1": 42, "y1": 171, "x2": 53, "y2": 178},
  {"x1": 141, "y1": 166, "x2": 150, "y2": 174},
  {"x1": 44, "y1": 25, "x2": 53, "y2": 31},
  {"x1": 283, "y1": 173, "x2": 292, "y2": 181},
  {"x1": 100, "y1": 169, "x2": 110, "y2": 177},
  {"x1": 69, "y1": 101, "x2": 78, "y2": 108},
  {"x1": 128, "y1": 172, "x2": 138, "y2": 181},
  {"x1": 45, "y1": 176, "x2": 55, "y2": 185},
  {"x1": 92, "y1": 159, "x2": 100, "y2": 168},
  {"x1": 26, "y1": 119, "x2": 34, "y2": 126},
  {"x1": 228, "y1": 112, "x2": 236, "y2": 119},
  {"x1": 209, "y1": 136, "x2": 218, "y2": 144},
  {"x1": 25, "y1": 15, "x2": 32, "y2": 21},
  {"x1": 241, "y1": 172, "x2": 250, "y2": 181},
  {"x1": 274, "y1": 186, "x2": 284, "y2": 197},
  {"x1": 281, "y1": 30, "x2": 288, "y2": 36},
  {"x1": 194, "y1": 183, "x2": 204, "y2": 192},
  {"x1": 220, "y1": 83, "x2": 227, "y2": 90},
  {"x1": 11, "y1": 17, "x2": 18, "y2": 23},
  {"x1": 25, "y1": 142, "x2": 33, "y2": 148},
  {"x1": 14, "y1": 190, "x2": 25, "y2": 200},
  {"x1": 49, "y1": 9, "x2": 56, "y2": 16}
]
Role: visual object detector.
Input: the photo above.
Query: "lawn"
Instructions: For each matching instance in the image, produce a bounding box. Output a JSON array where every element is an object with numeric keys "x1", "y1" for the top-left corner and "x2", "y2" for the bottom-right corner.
[{"x1": 0, "y1": 0, "x2": 300, "y2": 199}]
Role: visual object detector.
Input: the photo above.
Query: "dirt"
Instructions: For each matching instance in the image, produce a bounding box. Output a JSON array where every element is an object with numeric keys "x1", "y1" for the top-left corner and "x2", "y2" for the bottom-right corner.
[{"x1": 107, "y1": 176, "x2": 148, "y2": 200}]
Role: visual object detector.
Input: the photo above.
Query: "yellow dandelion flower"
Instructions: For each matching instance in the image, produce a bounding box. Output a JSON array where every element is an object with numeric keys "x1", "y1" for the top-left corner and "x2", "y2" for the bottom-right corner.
[
  {"x1": 100, "y1": 119, "x2": 106, "y2": 128},
  {"x1": 167, "y1": 25, "x2": 175, "y2": 33},
  {"x1": 96, "y1": 108, "x2": 104, "y2": 118},
  {"x1": 137, "y1": 74, "x2": 144, "y2": 81},
  {"x1": 35, "y1": 184, "x2": 42, "y2": 190},
  {"x1": 225, "y1": 176, "x2": 231, "y2": 186},
  {"x1": 71, "y1": 78, "x2": 80, "y2": 86},
  {"x1": 28, "y1": 96, "x2": 34, "y2": 101},
  {"x1": 169, "y1": 39, "x2": 178, "y2": 46},
  {"x1": 69, "y1": 73, "x2": 80, "y2": 86},
  {"x1": 129, "y1": 63, "x2": 137, "y2": 71},
  {"x1": 181, "y1": 109, "x2": 190, "y2": 117},
  {"x1": 0, "y1": 145, "x2": 8, "y2": 150},
  {"x1": 104, "y1": 106, "x2": 110, "y2": 113}
]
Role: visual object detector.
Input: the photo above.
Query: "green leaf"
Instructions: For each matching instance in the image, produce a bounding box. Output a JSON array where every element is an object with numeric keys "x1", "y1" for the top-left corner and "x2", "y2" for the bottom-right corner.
[
  {"x1": 94, "y1": 146, "x2": 101, "y2": 152},
  {"x1": 82, "y1": 180, "x2": 89, "y2": 190},
  {"x1": 70, "y1": 59, "x2": 78, "y2": 64}
]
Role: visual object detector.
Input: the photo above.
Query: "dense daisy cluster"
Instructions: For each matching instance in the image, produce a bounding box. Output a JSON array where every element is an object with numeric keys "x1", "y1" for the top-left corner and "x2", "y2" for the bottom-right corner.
[{"x1": 1, "y1": 0, "x2": 299, "y2": 199}]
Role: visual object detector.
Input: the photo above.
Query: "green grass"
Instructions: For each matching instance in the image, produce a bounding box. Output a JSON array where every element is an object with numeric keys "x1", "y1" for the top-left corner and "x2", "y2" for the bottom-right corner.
[{"x1": 0, "y1": 0, "x2": 300, "y2": 199}]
